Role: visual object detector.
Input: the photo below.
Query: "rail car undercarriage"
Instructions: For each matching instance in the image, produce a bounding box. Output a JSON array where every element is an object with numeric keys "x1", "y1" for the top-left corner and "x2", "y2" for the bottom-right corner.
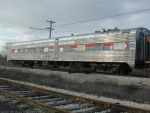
[{"x1": 10, "y1": 60, "x2": 132, "y2": 74}]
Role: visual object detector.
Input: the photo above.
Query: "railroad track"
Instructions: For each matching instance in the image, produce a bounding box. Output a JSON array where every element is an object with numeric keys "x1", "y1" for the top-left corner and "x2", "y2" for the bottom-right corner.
[{"x1": 0, "y1": 78, "x2": 149, "y2": 113}]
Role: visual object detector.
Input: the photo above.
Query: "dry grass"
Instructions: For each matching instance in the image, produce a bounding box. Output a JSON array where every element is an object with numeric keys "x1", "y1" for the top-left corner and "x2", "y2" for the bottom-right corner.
[{"x1": 0, "y1": 67, "x2": 149, "y2": 104}]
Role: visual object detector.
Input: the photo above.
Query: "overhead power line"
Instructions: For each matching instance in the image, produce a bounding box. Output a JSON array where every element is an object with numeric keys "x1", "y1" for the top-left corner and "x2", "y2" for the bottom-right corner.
[
  {"x1": 9, "y1": 8, "x2": 150, "y2": 38},
  {"x1": 54, "y1": 8, "x2": 150, "y2": 27},
  {"x1": 30, "y1": 20, "x2": 55, "y2": 39},
  {"x1": 30, "y1": 27, "x2": 49, "y2": 31}
]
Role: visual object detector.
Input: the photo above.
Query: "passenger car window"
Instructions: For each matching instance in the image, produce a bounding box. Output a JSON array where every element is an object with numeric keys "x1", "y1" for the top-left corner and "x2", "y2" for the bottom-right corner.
[
  {"x1": 103, "y1": 43, "x2": 113, "y2": 50},
  {"x1": 114, "y1": 42, "x2": 127, "y2": 50},
  {"x1": 77, "y1": 45, "x2": 85, "y2": 52},
  {"x1": 128, "y1": 41, "x2": 136, "y2": 50},
  {"x1": 63, "y1": 45, "x2": 70, "y2": 52},
  {"x1": 94, "y1": 43, "x2": 103, "y2": 51}
]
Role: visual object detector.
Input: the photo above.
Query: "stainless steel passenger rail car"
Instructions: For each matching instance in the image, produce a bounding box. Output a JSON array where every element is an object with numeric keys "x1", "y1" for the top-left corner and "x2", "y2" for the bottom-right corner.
[{"x1": 7, "y1": 27, "x2": 150, "y2": 74}]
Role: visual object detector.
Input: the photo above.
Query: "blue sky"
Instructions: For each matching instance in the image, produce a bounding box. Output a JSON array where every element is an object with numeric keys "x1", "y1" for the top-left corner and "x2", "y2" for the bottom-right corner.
[{"x1": 0, "y1": 0, "x2": 150, "y2": 48}]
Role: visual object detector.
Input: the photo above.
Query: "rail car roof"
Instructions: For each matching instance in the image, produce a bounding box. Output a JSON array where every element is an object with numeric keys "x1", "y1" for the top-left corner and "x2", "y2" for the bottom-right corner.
[{"x1": 8, "y1": 27, "x2": 149, "y2": 46}]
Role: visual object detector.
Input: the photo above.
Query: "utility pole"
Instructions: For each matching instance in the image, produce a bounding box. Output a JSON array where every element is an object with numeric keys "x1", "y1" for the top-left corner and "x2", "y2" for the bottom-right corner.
[{"x1": 46, "y1": 20, "x2": 55, "y2": 39}]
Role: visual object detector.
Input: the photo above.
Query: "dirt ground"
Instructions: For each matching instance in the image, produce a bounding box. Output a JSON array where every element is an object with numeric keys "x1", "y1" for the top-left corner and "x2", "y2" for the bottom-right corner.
[{"x1": 0, "y1": 65, "x2": 149, "y2": 105}]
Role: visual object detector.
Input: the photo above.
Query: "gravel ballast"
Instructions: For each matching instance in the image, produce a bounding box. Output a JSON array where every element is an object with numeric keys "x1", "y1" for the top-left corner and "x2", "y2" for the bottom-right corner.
[{"x1": 0, "y1": 94, "x2": 47, "y2": 113}]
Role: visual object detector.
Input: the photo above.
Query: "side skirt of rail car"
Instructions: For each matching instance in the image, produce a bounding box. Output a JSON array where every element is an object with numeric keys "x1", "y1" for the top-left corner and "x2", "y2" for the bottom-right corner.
[{"x1": 9, "y1": 60, "x2": 132, "y2": 74}]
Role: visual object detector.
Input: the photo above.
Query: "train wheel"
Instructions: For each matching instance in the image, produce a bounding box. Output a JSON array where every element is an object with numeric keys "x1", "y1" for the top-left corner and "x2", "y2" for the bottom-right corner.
[{"x1": 118, "y1": 63, "x2": 131, "y2": 75}]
